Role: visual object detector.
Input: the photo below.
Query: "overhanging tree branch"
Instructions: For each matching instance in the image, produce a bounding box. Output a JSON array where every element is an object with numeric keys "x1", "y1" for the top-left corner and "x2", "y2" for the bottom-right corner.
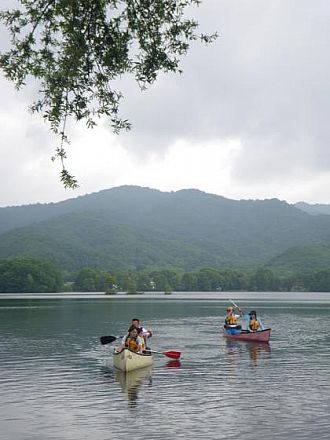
[{"x1": 0, "y1": 0, "x2": 217, "y2": 188}]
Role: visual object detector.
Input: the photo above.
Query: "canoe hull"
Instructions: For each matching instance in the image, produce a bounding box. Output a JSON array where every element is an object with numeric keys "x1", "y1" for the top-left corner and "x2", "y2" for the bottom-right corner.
[
  {"x1": 223, "y1": 328, "x2": 271, "y2": 343},
  {"x1": 113, "y1": 348, "x2": 153, "y2": 372}
]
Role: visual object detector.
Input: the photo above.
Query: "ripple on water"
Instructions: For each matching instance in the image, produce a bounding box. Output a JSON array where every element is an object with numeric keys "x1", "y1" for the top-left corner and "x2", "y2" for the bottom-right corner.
[{"x1": 1, "y1": 297, "x2": 330, "y2": 440}]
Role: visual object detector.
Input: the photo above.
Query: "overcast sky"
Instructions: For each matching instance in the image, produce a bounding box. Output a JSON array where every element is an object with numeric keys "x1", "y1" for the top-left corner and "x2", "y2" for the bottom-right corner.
[{"x1": 1, "y1": 0, "x2": 330, "y2": 207}]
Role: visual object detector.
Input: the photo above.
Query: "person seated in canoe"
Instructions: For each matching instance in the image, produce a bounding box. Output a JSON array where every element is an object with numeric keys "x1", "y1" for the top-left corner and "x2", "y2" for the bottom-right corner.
[
  {"x1": 224, "y1": 306, "x2": 243, "y2": 330},
  {"x1": 137, "y1": 327, "x2": 147, "y2": 351},
  {"x1": 248, "y1": 310, "x2": 260, "y2": 332},
  {"x1": 246, "y1": 310, "x2": 265, "y2": 332},
  {"x1": 131, "y1": 318, "x2": 153, "y2": 347},
  {"x1": 116, "y1": 325, "x2": 144, "y2": 353}
]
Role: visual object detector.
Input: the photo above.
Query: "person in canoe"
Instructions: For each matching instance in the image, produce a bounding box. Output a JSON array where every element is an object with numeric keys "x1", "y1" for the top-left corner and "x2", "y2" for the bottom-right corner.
[
  {"x1": 131, "y1": 318, "x2": 153, "y2": 347},
  {"x1": 137, "y1": 327, "x2": 146, "y2": 351},
  {"x1": 248, "y1": 310, "x2": 260, "y2": 332},
  {"x1": 247, "y1": 310, "x2": 265, "y2": 332},
  {"x1": 116, "y1": 325, "x2": 144, "y2": 353},
  {"x1": 224, "y1": 306, "x2": 243, "y2": 330}
]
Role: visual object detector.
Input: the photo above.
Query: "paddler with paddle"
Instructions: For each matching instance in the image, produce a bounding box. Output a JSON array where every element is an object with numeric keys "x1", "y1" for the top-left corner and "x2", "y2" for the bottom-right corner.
[
  {"x1": 131, "y1": 318, "x2": 153, "y2": 348},
  {"x1": 116, "y1": 325, "x2": 144, "y2": 353},
  {"x1": 228, "y1": 300, "x2": 265, "y2": 332},
  {"x1": 224, "y1": 305, "x2": 243, "y2": 330}
]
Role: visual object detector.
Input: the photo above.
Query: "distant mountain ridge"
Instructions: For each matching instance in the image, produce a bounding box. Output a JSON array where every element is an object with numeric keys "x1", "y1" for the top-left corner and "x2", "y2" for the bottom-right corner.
[
  {"x1": 294, "y1": 201, "x2": 330, "y2": 216},
  {"x1": 1, "y1": 185, "x2": 330, "y2": 274}
]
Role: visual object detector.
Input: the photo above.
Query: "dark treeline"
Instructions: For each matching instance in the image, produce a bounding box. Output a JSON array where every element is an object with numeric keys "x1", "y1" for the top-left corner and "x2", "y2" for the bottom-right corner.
[
  {"x1": 73, "y1": 266, "x2": 330, "y2": 293},
  {"x1": 0, "y1": 257, "x2": 63, "y2": 293},
  {"x1": 1, "y1": 257, "x2": 330, "y2": 293}
]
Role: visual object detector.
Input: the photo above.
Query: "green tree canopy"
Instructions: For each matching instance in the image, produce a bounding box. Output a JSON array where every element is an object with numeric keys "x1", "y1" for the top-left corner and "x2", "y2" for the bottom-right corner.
[
  {"x1": 0, "y1": 0, "x2": 216, "y2": 187},
  {"x1": 303, "y1": 269, "x2": 330, "y2": 292},
  {"x1": 0, "y1": 256, "x2": 63, "y2": 292},
  {"x1": 251, "y1": 268, "x2": 277, "y2": 292},
  {"x1": 74, "y1": 267, "x2": 116, "y2": 291}
]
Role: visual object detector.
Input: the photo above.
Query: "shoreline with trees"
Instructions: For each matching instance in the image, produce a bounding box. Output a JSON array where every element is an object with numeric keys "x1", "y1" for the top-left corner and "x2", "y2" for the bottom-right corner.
[{"x1": 1, "y1": 256, "x2": 330, "y2": 293}]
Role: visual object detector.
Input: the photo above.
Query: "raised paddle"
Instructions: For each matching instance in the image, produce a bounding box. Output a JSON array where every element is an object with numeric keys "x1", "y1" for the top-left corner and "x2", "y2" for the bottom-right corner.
[
  {"x1": 229, "y1": 299, "x2": 242, "y2": 312},
  {"x1": 229, "y1": 299, "x2": 265, "y2": 330}
]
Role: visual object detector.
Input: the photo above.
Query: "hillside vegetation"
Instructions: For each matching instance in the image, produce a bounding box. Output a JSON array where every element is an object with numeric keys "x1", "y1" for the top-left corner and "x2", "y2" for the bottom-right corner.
[{"x1": 1, "y1": 186, "x2": 330, "y2": 276}]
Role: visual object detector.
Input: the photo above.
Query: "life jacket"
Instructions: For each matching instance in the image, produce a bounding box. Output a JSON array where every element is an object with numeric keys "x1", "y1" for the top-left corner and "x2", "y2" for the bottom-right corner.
[
  {"x1": 139, "y1": 336, "x2": 146, "y2": 351},
  {"x1": 125, "y1": 337, "x2": 140, "y2": 352},
  {"x1": 225, "y1": 314, "x2": 238, "y2": 326},
  {"x1": 249, "y1": 318, "x2": 259, "y2": 331}
]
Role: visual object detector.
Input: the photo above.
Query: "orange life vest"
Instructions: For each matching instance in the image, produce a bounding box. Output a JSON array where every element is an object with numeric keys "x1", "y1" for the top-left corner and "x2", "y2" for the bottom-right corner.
[
  {"x1": 249, "y1": 318, "x2": 259, "y2": 331},
  {"x1": 125, "y1": 337, "x2": 140, "y2": 352},
  {"x1": 225, "y1": 314, "x2": 238, "y2": 326}
]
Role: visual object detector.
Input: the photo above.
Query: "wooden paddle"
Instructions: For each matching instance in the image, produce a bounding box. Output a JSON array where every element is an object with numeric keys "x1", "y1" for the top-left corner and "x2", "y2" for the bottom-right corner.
[
  {"x1": 229, "y1": 299, "x2": 242, "y2": 312},
  {"x1": 229, "y1": 299, "x2": 265, "y2": 330},
  {"x1": 100, "y1": 335, "x2": 181, "y2": 359}
]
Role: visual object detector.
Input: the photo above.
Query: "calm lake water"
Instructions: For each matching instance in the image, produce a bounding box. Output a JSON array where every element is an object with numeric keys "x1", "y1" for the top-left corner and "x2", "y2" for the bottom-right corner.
[{"x1": 1, "y1": 292, "x2": 330, "y2": 440}]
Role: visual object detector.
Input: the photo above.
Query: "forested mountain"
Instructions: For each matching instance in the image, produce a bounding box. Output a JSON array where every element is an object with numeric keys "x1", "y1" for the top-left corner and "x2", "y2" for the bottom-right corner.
[
  {"x1": 264, "y1": 245, "x2": 330, "y2": 274},
  {"x1": 295, "y1": 201, "x2": 330, "y2": 216},
  {"x1": 1, "y1": 185, "x2": 330, "y2": 274}
]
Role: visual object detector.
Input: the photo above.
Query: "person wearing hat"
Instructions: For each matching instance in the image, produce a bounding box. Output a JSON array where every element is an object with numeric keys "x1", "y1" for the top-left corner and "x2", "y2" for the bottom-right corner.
[
  {"x1": 224, "y1": 306, "x2": 243, "y2": 329},
  {"x1": 247, "y1": 310, "x2": 266, "y2": 331},
  {"x1": 248, "y1": 311, "x2": 260, "y2": 331}
]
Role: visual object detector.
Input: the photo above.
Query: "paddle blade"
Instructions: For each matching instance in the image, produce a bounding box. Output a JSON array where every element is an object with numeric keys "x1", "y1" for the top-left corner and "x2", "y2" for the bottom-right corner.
[
  {"x1": 100, "y1": 335, "x2": 117, "y2": 345},
  {"x1": 163, "y1": 351, "x2": 181, "y2": 359}
]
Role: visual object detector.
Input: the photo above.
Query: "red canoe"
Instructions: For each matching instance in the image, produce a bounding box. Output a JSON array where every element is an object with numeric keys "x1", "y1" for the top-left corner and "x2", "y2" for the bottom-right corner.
[{"x1": 223, "y1": 328, "x2": 271, "y2": 343}]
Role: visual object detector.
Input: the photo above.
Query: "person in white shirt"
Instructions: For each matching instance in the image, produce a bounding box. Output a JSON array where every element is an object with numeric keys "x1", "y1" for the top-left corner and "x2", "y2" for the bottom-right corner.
[{"x1": 131, "y1": 318, "x2": 152, "y2": 347}]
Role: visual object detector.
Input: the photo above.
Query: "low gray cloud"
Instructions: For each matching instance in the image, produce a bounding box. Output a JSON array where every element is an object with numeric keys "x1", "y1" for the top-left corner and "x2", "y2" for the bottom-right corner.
[
  {"x1": 116, "y1": 0, "x2": 330, "y2": 182},
  {"x1": 1, "y1": 0, "x2": 330, "y2": 205}
]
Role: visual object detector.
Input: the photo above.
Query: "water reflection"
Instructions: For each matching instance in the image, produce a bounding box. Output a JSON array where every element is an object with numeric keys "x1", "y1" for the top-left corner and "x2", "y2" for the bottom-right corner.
[
  {"x1": 247, "y1": 342, "x2": 271, "y2": 367},
  {"x1": 225, "y1": 340, "x2": 243, "y2": 366},
  {"x1": 225, "y1": 340, "x2": 271, "y2": 367},
  {"x1": 2, "y1": 296, "x2": 330, "y2": 440},
  {"x1": 114, "y1": 366, "x2": 153, "y2": 407},
  {"x1": 165, "y1": 360, "x2": 181, "y2": 369}
]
